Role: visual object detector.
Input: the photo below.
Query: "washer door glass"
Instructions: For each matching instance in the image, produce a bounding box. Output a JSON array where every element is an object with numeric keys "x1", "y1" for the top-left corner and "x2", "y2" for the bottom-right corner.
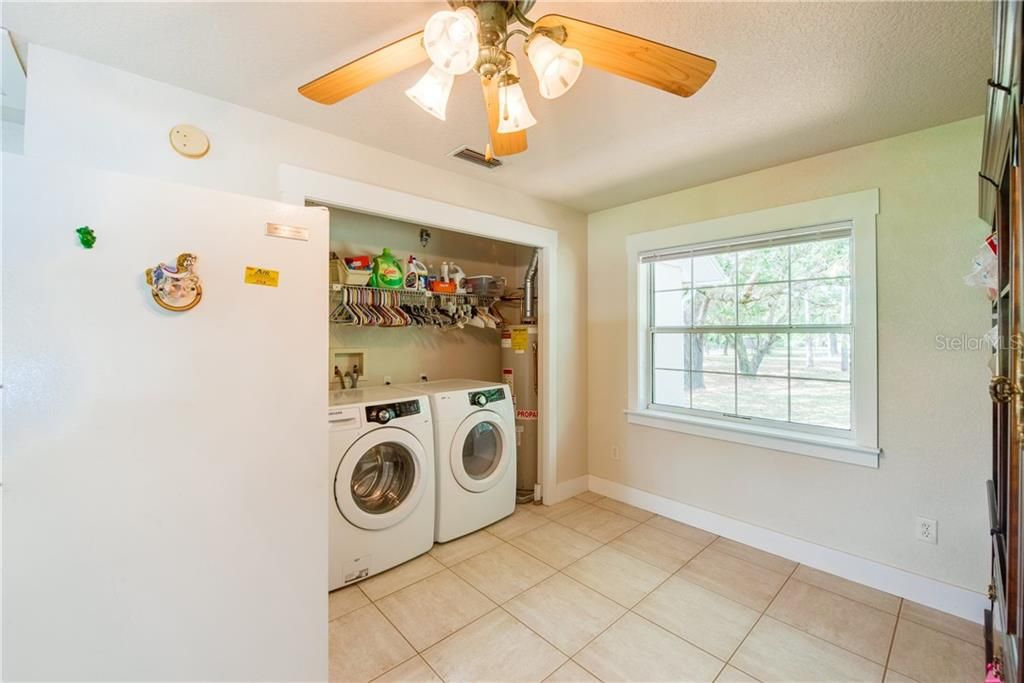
[
  {"x1": 450, "y1": 410, "x2": 512, "y2": 493},
  {"x1": 463, "y1": 422, "x2": 501, "y2": 480},
  {"x1": 351, "y1": 442, "x2": 416, "y2": 514},
  {"x1": 335, "y1": 428, "x2": 427, "y2": 531}
]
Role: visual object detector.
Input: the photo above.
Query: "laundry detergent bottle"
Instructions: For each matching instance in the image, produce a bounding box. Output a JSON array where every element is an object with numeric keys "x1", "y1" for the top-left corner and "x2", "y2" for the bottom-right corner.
[
  {"x1": 404, "y1": 255, "x2": 428, "y2": 289},
  {"x1": 368, "y1": 248, "x2": 404, "y2": 288}
]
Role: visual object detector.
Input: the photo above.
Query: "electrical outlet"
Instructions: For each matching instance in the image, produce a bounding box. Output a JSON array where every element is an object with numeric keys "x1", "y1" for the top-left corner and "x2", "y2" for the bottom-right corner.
[
  {"x1": 915, "y1": 517, "x2": 938, "y2": 545},
  {"x1": 611, "y1": 446, "x2": 621, "y2": 461}
]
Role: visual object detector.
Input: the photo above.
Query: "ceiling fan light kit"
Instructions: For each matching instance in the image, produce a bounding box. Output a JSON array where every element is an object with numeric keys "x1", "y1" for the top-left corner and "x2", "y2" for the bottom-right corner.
[
  {"x1": 525, "y1": 31, "x2": 582, "y2": 100},
  {"x1": 299, "y1": 0, "x2": 716, "y2": 157},
  {"x1": 423, "y1": 7, "x2": 480, "y2": 75},
  {"x1": 405, "y1": 64, "x2": 455, "y2": 120},
  {"x1": 497, "y1": 79, "x2": 537, "y2": 133}
]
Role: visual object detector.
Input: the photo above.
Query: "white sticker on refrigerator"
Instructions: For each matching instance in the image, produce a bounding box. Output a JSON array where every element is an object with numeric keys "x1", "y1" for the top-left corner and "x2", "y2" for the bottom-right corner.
[{"x1": 265, "y1": 222, "x2": 310, "y2": 241}]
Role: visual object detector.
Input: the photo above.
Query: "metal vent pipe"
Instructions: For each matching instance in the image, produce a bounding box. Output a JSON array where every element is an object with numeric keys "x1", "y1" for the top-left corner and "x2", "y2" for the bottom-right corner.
[{"x1": 522, "y1": 249, "x2": 540, "y2": 323}]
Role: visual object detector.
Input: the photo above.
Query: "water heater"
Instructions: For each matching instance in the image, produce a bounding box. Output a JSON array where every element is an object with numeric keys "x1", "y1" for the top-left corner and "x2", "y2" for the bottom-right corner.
[{"x1": 501, "y1": 324, "x2": 539, "y2": 503}]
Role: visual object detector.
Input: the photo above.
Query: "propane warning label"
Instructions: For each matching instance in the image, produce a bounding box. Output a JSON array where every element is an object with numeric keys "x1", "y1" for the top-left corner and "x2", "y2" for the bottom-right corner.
[{"x1": 516, "y1": 409, "x2": 538, "y2": 421}]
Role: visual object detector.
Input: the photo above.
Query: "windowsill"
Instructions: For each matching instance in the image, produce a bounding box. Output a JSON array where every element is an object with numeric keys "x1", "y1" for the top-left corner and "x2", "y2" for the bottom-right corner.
[{"x1": 624, "y1": 408, "x2": 880, "y2": 468}]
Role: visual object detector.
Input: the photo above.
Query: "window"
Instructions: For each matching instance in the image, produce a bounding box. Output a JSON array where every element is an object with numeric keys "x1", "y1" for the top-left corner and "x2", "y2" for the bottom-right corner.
[
  {"x1": 625, "y1": 189, "x2": 879, "y2": 467},
  {"x1": 646, "y1": 226, "x2": 853, "y2": 433}
]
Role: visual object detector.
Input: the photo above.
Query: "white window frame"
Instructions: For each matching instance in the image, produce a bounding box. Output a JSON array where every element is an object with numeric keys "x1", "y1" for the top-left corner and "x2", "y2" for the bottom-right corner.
[{"x1": 625, "y1": 189, "x2": 880, "y2": 468}]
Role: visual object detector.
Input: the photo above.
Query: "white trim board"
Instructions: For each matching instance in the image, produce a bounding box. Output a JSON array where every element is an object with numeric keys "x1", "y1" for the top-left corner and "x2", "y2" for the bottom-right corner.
[
  {"x1": 278, "y1": 164, "x2": 560, "y2": 504},
  {"x1": 588, "y1": 475, "x2": 987, "y2": 624},
  {"x1": 552, "y1": 475, "x2": 589, "y2": 504}
]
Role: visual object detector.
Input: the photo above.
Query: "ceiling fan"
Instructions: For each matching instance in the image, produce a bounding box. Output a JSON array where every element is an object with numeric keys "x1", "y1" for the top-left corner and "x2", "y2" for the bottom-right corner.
[{"x1": 298, "y1": 0, "x2": 716, "y2": 158}]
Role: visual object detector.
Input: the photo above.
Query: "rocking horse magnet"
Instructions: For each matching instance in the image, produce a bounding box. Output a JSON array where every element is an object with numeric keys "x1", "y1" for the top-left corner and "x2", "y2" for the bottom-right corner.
[{"x1": 145, "y1": 253, "x2": 203, "y2": 312}]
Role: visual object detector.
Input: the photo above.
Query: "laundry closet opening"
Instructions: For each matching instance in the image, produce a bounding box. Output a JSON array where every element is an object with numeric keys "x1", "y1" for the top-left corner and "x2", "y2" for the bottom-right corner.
[{"x1": 324, "y1": 205, "x2": 545, "y2": 503}]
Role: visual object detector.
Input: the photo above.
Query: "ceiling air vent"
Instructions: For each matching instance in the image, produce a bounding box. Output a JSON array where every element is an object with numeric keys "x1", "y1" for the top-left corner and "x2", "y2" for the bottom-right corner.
[{"x1": 449, "y1": 146, "x2": 503, "y2": 169}]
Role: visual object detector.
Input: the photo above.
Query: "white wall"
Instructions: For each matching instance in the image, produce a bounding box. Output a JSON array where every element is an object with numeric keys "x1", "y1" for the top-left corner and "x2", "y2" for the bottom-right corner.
[
  {"x1": 328, "y1": 207, "x2": 533, "y2": 388},
  {"x1": 588, "y1": 116, "x2": 991, "y2": 592},
  {"x1": 22, "y1": 45, "x2": 589, "y2": 484},
  {"x1": 1, "y1": 121, "x2": 23, "y2": 154},
  {"x1": 2, "y1": 28, "x2": 26, "y2": 155}
]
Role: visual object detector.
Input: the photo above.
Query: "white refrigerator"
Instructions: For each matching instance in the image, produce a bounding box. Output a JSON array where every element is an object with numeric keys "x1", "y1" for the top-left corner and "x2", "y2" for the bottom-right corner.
[{"x1": 3, "y1": 154, "x2": 329, "y2": 680}]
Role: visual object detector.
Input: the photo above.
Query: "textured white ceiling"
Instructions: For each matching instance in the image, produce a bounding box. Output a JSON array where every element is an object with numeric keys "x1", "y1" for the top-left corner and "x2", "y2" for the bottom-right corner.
[{"x1": 4, "y1": 1, "x2": 991, "y2": 212}]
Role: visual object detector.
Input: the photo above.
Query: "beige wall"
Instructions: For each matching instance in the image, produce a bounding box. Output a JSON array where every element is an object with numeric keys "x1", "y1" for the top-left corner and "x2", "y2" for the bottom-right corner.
[
  {"x1": 24, "y1": 46, "x2": 589, "y2": 486},
  {"x1": 328, "y1": 207, "x2": 532, "y2": 388},
  {"x1": 588, "y1": 116, "x2": 991, "y2": 591}
]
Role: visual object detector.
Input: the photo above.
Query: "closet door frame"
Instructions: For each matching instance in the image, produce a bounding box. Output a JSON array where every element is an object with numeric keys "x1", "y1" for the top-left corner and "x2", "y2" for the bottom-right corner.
[{"x1": 278, "y1": 164, "x2": 564, "y2": 505}]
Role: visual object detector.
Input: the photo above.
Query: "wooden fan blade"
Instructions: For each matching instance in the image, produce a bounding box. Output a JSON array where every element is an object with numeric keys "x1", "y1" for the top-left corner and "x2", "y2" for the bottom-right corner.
[
  {"x1": 299, "y1": 31, "x2": 427, "y2": 105},
  {"x1": 482, "y1": 76, "x2": 528, "y2": 156},
  {"x1": 533, "y1": 14, "x2": 716, "y2": 98}
]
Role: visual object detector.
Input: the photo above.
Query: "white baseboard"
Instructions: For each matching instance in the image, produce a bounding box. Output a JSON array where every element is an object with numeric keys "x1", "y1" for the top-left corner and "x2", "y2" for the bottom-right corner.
[
  {"x1": 588, "y1": 475, "x2": 988, "y2": 625},
  {"x1": 547, "y1": 475, "x2": 588, "y2": 505}
]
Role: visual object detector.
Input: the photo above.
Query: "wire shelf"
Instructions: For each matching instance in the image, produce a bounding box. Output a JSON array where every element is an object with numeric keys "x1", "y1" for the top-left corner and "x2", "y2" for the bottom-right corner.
[{"x1": 329, "y1": 284, "x2": 498, "y2": 327}]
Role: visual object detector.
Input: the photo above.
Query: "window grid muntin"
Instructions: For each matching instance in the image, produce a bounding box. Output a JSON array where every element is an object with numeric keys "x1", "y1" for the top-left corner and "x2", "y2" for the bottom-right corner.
[{"x1": 647, "y1": 232, "x2": 854, "y2": 432}]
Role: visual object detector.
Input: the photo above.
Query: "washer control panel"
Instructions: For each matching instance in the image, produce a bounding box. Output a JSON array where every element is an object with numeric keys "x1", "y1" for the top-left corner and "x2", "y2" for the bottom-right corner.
[
  {"x1": 366, "y1": 400, "x2": 421, "y2": 425},
  {"x1": 468, "y1": 387, "x2": 506, "y2": 407}
]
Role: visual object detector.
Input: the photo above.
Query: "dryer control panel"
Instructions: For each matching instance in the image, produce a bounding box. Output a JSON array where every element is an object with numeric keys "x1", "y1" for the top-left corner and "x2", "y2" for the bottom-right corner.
[
  {"x1": 468, "y1": 387, "x2": 506, "y2": 407},
  {"x1": 366, "y1": 400, "x2": 421, "y2": 425}
]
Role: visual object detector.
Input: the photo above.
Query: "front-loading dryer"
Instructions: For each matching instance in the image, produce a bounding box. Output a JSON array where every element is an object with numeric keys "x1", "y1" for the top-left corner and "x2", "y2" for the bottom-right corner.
[
  {"x1": 407, "y1": 379, "x2": 516, "y2": 542},
  {"x1": 328, "y1": 386, "x2": 435, "y2": 591}
]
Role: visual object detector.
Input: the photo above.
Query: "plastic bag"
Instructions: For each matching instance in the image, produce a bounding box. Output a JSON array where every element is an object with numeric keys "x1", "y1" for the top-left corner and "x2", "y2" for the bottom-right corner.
[{"x1": 964, "y1": 234, "x2": 998, "y2": 299}]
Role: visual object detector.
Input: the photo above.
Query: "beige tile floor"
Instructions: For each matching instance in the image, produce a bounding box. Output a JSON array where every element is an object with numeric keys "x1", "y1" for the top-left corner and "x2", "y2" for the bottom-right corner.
[{"x1": 328, "y1": 494, "x2": 985, "y2": 683}]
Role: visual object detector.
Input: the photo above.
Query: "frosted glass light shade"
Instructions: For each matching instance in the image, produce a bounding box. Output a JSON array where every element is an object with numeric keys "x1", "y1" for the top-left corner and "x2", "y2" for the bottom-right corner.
[
  {"x1": 527, "y1": 33, "x2": 583, "y2": 99},
  {"x1": 423, "y1": 7, "x2": 479, "y2": 75},
  {"x1": 405, "y1": 66, "x2": 455, "y2": 121},
  {"x1": 497, "y1": 82, "x2": 537, "y2": 133}
]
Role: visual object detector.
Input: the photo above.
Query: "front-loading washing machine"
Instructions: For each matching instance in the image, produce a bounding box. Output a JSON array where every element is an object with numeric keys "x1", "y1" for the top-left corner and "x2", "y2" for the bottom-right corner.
[
  {"x1": 409, "y1": 379, "x2": 516, "y2": 542},
  {"x1": 328, "y1": 386, "x2": 435, "y2": 591}
]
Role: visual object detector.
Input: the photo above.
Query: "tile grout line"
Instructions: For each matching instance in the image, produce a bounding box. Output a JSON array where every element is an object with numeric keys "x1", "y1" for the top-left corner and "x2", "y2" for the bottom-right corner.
[
  {"x1": 590, "y1": 493, "x2": 951, "y2": 628},
  {"x1": 493, "y1": 602, "x2": 574, "y2": 672},
  {"x1": 363, "y1": 601, "x2": 431, "y2": 680},
  {"x1": 760, "y1": 573, "x2": 909, "y2": 666},
  {"x1": 740, "y1": 565, "x2": 902, "y2": 671},
  {"x1": 361, "y1": 558, "x2": 448, "y2": 602},
  {"x1": 540, "y1": 521, "x2": 726, "y2": 678},
  {"x1": 578, "y1": 499, "x2": 885, "y2": 680},
  {"x1": 371, "y1": 651, "x2": 442, "y2": 683},
  {"x1": 718, "y1": 558, "x2": 800, "y2": 680},
  {"x1": 781, "y1": 574, "x2": 900, "y2": 620},
  {"x1": 880, "y1": 598, "x2": 904, "y2": 681},
  {"x1": 504, "y1": 501, "x2": 715, "y2": 680},
  {"x1": 895, "y1": 610, "x2": 986, "y2": 651},
  {"x1": 336, "y1": 501, "x2": 639, "y2": 683},
  {"x1": 412, "y1": 604, "x2": 514, "y2": 681},
  {"x1": 365, "y1": 517, "x2": 580, "y2": 681},
  {"x1": 783, "y1": 571, "x2": 900, "y2": 619}
]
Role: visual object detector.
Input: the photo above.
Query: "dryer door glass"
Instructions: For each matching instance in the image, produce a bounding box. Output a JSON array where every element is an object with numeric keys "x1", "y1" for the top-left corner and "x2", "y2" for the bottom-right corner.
[
  {"x1": 351, "y1": 442, "x2": 416, "y2": 514},
  {"x1": 462, "y1": 422, "x2": 502, "y2": 480}
]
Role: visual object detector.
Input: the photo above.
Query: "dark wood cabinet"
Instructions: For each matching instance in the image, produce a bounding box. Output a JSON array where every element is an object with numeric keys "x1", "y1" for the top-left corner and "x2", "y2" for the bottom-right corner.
[{"x1": 984, "y1": 4, "x2": 1023, "y2": 681}]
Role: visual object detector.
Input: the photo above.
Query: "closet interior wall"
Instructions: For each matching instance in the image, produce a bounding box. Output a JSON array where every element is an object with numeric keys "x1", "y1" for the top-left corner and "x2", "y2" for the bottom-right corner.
[{"x1": 327, "y1": 207, "x2": 534, "y2": 387}]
